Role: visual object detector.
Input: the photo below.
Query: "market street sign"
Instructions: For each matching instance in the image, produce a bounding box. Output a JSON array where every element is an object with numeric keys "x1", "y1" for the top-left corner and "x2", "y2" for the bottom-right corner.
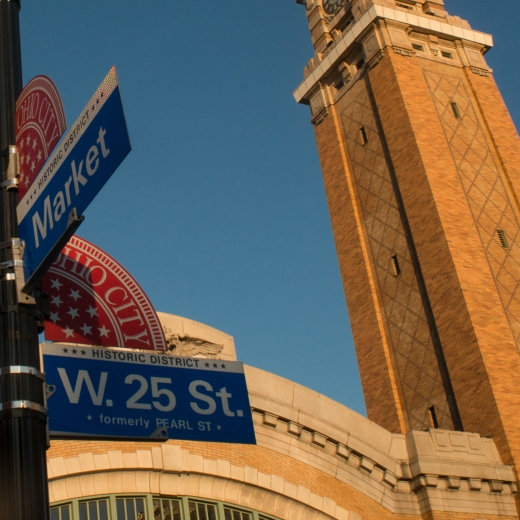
[
  {"x1": 42, "y1": 344, "x2": 256, "y2": 444},
  {"x1": 17, "y1": 67, "x2": 131, "y2": 293}
]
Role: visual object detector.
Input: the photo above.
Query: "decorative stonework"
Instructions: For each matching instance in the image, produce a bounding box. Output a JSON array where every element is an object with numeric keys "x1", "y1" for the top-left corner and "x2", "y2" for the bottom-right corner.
[
  {"x1": 294, "y1": 3, "x2": 493, "y2": 105},
  {"x1": 471, "y1": 66, "x2": 489, "y2": 77},
  {"x1": 424, "y1": 69, "x2": 520, "y2": 352},
  {"x1": 338, "y1": 81, "x2": 453, "y2": 431},
  {"x1": 368, "y1": 50, "x2": 385, "y2": 69},
  {"x1": 252, "y1": 405, "x2": 518, "y2": 499},
  {"x1": 163, "y1": 328, "x2": 224, "y2": 357},
  {"x1": 157, "y1": 313, "x2": 236, "y2": 361},
  {"x1": 311, "y1": 107, "x2": 329, "y2": 126},
  {"x1": 47, "y1": 446, "x2": 363, "y2": 519},
  {"x1": 393, "y1": 47, "x2": 414, "y2": 58}
]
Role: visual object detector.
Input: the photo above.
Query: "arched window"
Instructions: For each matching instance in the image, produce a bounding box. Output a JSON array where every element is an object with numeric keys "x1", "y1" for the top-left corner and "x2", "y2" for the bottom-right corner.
[{"x1": 51, "y1": 496, "x2": 280, "y2": 520}]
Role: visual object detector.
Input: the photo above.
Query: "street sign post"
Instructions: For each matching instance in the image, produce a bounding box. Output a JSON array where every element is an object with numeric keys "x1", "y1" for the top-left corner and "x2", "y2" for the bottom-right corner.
[
  {"x1": 43, "y1": 344, "x2": 256, "y2": 444},
  {"x1": 0, "y1": 2, "x2": 52, "y2": 518},
  {"x1": 17, "y1": 67, "x2": 131, "y2": 294}
]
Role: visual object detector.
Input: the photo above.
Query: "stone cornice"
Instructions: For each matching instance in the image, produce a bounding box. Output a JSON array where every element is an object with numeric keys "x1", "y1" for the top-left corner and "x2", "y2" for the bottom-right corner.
[{"x1": 293, "y1": 3, "x2": 493, "y2": 104}]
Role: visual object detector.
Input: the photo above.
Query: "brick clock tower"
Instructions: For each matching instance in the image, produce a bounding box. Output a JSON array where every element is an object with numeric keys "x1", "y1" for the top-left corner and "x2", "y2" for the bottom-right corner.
[{"x1": 294, "y1": 0, "x2": 520, "y2": 497}]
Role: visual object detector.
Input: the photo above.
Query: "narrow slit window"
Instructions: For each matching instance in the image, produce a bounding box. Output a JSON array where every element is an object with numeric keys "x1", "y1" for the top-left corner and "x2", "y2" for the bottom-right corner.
[
  {"x1": 450, "y1": 101, "x2": 461, "y2": 119},
  {"x1": 412, "y1": 43, "x2": 424, "y2": 52},
  {"x1": 441, "y1": 51, "x2": 453, "y2": 59},
  {"x1": 428, "y1": 406, "x2": 440, "y2": 429},
  {"x1": 391, "y1": 254, "x2": 401, "y2": 276},
  {"x1": 498, "y1": 229, "x2": 509, "y2": 249},
  {"x1": 359, "y1": 126, "x2": 368, "y2": 146}
]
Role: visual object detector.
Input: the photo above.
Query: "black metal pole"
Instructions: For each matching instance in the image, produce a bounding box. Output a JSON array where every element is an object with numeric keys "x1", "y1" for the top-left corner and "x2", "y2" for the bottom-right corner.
[{"x1": 0, "y1": 1, "x2": 50, "y2": 519}]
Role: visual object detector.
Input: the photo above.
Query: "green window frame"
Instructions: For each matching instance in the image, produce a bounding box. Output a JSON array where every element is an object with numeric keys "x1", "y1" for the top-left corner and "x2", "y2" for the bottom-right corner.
[
  {"x1": 187, "y1": 500, "x2": 218, "y2": 520},
  {"x1": 51, "y1": 496, "x2": 280, "y2": 520},
  {"x1": 153, "y1": 497, "x2": 182, "y2": 520},
  {"x1": 51, "y1": 503, "x2": 72, "y2": 520},
  {"x1": 79, "y1": 498, "x2": 110, "y2": 520},
  {"x1": 116, "y1": 497, "x2": 147, "y2": 520},
  {"x1": 223, "y1": 506, "x2": 252, "y2": 520}
]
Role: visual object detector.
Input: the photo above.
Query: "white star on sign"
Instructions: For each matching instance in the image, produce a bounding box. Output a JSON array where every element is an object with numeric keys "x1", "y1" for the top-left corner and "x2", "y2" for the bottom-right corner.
[
  {"x1": 80, "y1": 324, "x2": 92, "y2": 336},
  {"x1": 98, "y1": 325, "x2": 110, "y2": 338},
  {"x1": 30, "y1": 160, "x2": 35, "y2": 173},
  {"x1": 51, "y1": 295, "x2": 63, "y2": 307},
  {"x1": 49, "y1": 312, "x2": 59, "y2": 324},
  {"x1": 87, "y1": 306, "x2": 98, "y2": 318},
  {"x1": 25, "y1": 136, "x2": 30, "y2": 146},
  {"x1": 62, "y1": 327, "x2": 74, "y2": 338},
  {"x1": 67, "y1": 307, "x2": 79, "y2": 319},
  {"x1": 51, "y1": 278, "x2": 63, "y2": 290},
  {"x1": 24, "y1": 176, "x2": 29, "y2": 187},
  {"x1": 37, "y1": 150, "x2": 42, "y2": 161},
  {"x1": 32, "y1": 138, "x2": 37, "y2": 150},
  {"x1": 69, "y1": 289, "x2": 81, "y2": 301},
  {"x1": 87, "y1": 415, "x2": 92, "y2": 420}
]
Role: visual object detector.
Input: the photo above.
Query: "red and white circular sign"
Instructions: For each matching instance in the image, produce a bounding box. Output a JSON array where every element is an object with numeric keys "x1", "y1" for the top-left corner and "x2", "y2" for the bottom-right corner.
[
  {"x1": 16, "y1": 75, "x2": 66, "y2": 198},
  {"x1": 43, "y1": 236, "x2": 167, "y2": 351}
]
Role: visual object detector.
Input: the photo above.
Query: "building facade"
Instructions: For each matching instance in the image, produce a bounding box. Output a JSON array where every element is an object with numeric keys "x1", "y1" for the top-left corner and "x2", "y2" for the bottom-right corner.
[
  {"x1": 293, "y1": 0, "x2": 520, "y2": 510},
  {"x1": 47, "y1": 314, "x2": 518, "y2": 520}
]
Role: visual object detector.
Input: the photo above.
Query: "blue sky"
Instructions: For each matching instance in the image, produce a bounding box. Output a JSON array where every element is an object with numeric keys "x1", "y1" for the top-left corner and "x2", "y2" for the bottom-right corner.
[{"x1": 20, "y1": 1, "x2": 519, "y2": 416}]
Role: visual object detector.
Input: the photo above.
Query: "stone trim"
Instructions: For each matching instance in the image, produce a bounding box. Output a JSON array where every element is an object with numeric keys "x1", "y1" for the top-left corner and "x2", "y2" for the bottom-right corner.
[
  {"x1": 251, "y1": 407, "x2": 517, "y2": 516},
  {"x1": 293, "y1": 3, "x2": 493, "y2": 104},
  {"x1": 393, "y1": 47, "x2": 414, "y2": 57},
  {"x1": 46, "y1": 439, "x2": 518, "y2": 518},
  {"x1": 46, "y1": 447, "x2": 360, "y2": 520},
  {"x1": 471, "y1": 66, "x2": 490, "y2": 77},
  {"x1": 310, "y1": 107, "x2": 329, "y2": 126}
]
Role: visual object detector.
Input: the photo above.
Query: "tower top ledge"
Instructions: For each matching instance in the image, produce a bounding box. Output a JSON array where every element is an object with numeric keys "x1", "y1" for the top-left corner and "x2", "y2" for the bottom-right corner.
[{"x1": 294, "y1": 1, "x2": 493, "y2": 105}]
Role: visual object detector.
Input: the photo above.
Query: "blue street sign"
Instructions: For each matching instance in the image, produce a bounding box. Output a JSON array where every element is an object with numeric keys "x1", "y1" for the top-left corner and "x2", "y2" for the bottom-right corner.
[
  {"x1": 17, "y1": 67, "x2": 131, "y2": 291},
  {"x1": 42, "y1": 344, "x2": 256, "y2": 444}
]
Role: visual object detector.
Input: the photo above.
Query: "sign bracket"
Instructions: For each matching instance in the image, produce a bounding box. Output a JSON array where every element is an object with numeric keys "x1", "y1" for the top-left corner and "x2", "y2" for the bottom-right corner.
[
  {"x1": 0, "y1": 400, "x2": 47, "y2": 415},
  {"x1": 150, "y1": 427, "x2": 169, "y2": 440},
  {"x1": 0, "y1": 145, "x2": 19, "y2": 191},
  {"x1": 22, "y1": 208, "x2": 84, "y2": 297},
  {"x1": 0, "y1": 237, "x2": 36, "y2": 304}
]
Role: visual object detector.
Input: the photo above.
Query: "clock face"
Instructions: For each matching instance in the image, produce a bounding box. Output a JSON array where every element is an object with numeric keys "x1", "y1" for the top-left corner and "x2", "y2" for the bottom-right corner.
[{"x1": 322, "y1": 0, "x2": 343, "y2": 15}]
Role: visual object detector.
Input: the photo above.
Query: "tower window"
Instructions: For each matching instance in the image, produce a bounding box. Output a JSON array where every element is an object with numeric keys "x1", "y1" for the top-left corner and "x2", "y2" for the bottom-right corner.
[
  {"x1": 333, "y1": 78, "x2": 345, "y2": 92},
  {"x1": 441, "y1": 51, "x2": 453, "y2": 59},
  {"x1": 428, "y1": 406, "x2": 440, "y2": 429},
  {"x1": 450, "y1": 102, "x2": 461, "y2": 119},
  {"x1": 359, "y1": 126, "x2": 368, "y2": 146},
  {"x1": 391, "y1": 254, "x2": 401, "y2": 276},
  {"x1": 498, "y1": 229, "x2": 509, "y2": 249},
  {"x1": 412, "y1": 43, "x2": 424, "y2": 52},
  {"x1": 339, "y1": 16, "x2": 354, "y2": 33}
]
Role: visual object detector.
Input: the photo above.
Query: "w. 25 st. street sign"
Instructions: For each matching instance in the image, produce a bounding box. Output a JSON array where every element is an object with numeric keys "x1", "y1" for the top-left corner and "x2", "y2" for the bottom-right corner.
[{"x1": 42, "y1": 344, "x2": 256, "y2": 444}]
